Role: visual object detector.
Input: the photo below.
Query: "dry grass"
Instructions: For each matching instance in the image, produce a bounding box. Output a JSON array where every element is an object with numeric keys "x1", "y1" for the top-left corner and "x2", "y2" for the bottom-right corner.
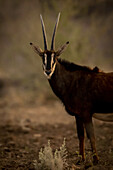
[{"x1": 33, "y1": 138, "x2": 68, "y2": 170}]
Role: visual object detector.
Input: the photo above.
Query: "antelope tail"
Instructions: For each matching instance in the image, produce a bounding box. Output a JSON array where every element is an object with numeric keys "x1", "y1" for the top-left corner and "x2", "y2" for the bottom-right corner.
[{"x1": 93, "y1": 113, "x2": 113, "y2": 122}]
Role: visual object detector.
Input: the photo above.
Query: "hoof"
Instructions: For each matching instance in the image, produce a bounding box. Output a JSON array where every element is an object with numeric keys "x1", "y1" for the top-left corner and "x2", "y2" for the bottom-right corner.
[
  {"x1": 76, "y1": 155, "x2": 85, "y2": 165},
  {"x1": 93, "y1": 154, "x2": 99, "y2": 165}
]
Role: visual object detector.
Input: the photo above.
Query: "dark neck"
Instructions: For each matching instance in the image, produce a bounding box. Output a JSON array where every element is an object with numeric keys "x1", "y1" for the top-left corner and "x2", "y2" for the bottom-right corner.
[
  {"x1": 48, "y1": 59, "x2": 99, "y2": 103},
  {"x1": 48, "y1": 60, "x2": 71, "y2": 102}
]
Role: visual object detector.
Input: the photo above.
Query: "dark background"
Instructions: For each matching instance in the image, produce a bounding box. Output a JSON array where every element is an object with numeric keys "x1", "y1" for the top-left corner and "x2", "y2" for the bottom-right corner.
[
  {"x1": 0, "y1": 1, "x2": 113, "y2": 169},
  {"x1": 0, "y1": 0, "x2": 113, "y2": 101}
]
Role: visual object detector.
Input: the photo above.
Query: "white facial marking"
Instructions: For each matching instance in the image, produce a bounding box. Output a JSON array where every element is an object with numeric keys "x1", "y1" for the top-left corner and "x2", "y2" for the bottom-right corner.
[
  {"x1": 44, "y1": 63, "x2": 56, "y2": 79},
  {"x1": 43, "y1": 53, "x2": 56, "y2": 79},
  {"x1": 44, "y1": 53, "x2": 47, "y2": 65},
  {"x1": 51, "y1": 53, "x2": 54, "y2": 68}
]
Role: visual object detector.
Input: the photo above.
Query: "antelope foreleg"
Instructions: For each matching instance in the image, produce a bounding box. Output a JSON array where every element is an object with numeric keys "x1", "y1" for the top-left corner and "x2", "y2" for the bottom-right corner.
[{"x1": 76, "y1": 116, "x2": 85, "y2": 161}]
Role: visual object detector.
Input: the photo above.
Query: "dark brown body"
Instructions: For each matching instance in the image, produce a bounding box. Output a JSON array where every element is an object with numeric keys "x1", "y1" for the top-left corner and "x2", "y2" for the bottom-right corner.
[
  {"x1": 49, "y1": 59, "x2": 113, "y2": 163},
  {"x1": 49, "y1": 59, "x2": 113, "y2": 115},
  {"x1": 30, "y1": 13, "x2": 113, "y2": 164}
]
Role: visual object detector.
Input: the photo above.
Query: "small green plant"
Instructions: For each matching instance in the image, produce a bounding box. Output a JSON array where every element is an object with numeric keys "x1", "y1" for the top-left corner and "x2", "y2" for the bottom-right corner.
[{"x1": 33, "y1": 138, "x2": 68, "y2": 170}]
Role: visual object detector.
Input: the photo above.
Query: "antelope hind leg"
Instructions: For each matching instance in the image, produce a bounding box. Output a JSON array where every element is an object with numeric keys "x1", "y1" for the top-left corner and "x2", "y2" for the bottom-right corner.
[{"x1": 84, "y1": 117, "x2": 99, "y2": 164}]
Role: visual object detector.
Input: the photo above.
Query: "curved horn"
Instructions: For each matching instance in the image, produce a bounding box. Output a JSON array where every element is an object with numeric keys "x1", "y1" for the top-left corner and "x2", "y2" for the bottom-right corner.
[
  {"x1": 51, "y1": 13, "x2": 60, "y2": 50},
  {"x1": 40, "y1": 14, "x2": 48, "y2": 50}
]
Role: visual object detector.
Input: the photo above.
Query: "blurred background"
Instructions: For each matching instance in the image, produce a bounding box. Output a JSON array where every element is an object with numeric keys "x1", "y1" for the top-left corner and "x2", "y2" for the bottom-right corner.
[{"x1": 0, "y1": 0, "x2": 113, "y2": 124}]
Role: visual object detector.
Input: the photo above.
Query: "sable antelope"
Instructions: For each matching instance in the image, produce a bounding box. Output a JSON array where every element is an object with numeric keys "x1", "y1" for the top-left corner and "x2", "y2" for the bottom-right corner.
[{"x1": 30, "y1": 13, "x2": 113, "y2": 164}]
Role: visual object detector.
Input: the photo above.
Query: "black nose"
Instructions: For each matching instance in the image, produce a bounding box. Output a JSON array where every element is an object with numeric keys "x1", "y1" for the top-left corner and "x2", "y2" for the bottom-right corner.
[{"x1": 45, "y1": 70, "x2": 51, "y2": 76}]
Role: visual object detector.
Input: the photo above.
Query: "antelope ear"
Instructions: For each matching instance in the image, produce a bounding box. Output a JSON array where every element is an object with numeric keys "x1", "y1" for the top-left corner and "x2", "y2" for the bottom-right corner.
[
  {"x1": 55, "y1": 41, "x2": 69, "y2": 57},
  {"x1": 30, "y1": 42, "x2": 43, "y2": 57}
]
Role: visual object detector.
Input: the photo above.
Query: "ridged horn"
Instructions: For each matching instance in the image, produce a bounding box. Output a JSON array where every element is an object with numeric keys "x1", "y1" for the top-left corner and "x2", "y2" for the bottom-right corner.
[
  {"x1": 51, "y1": 13, "x2": 60, "y2": 50},
  {"x1": 40, "y1": 14, "x2": 48, "y2": 50}
]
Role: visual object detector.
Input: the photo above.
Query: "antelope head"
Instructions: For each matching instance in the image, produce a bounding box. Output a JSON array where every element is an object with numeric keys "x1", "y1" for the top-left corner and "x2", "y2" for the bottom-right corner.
[{"x1": 30, "y1": 13, "x2": 69, "y2": 79}]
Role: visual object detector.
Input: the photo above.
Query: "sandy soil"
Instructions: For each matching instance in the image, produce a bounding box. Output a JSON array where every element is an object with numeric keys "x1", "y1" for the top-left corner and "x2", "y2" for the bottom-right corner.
[{"x1": 0, "y1": 80, "x2": 113, "y2": 170}]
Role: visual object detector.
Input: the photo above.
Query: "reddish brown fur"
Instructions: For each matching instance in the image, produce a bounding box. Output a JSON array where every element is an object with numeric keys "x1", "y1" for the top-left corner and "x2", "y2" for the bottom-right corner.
[{"x1": 48, "y1": 59, "x2": 113, "y2": 163}]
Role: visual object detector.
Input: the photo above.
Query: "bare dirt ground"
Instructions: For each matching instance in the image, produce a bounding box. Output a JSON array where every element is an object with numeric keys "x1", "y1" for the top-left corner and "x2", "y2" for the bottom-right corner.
[{"x1": 0, "y1": 79, "x2": 113, "y2": 170}]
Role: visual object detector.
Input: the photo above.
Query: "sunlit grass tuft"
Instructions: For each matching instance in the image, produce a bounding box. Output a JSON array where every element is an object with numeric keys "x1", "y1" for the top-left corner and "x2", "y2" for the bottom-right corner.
[{"x1": 33, "y1": 138, "x2": 68, "y2": 170}]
